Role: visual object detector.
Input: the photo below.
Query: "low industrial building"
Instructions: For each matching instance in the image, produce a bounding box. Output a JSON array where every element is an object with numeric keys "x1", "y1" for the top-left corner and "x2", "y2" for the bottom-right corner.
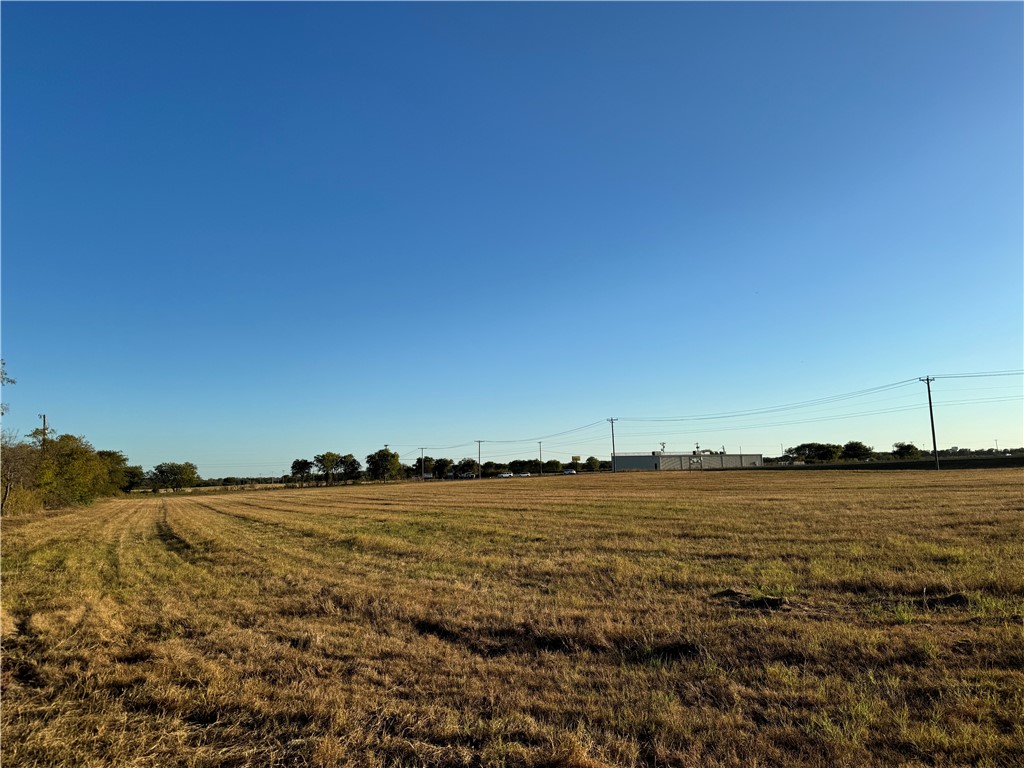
[{"x1": 613, "y1": 452, "x2": 763, "y2": 471}]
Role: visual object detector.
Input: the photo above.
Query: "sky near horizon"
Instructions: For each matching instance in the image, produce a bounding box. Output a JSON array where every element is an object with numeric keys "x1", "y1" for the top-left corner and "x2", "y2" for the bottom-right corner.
[{"x1": 2, "y1": 2, "x2": 1022, "y2": 477}]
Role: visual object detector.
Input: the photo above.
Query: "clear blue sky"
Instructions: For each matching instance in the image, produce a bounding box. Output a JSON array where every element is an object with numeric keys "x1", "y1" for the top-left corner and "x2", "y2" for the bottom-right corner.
[{"x1": 2, "y1": 2, "x2": 1021, "y2": 476}]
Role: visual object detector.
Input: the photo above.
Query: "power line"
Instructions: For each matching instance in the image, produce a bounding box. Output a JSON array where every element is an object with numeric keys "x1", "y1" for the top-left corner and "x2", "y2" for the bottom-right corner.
[
  {"x1": 619, "y1": 379, "x2": 921, "y2": 423},
  {"x1": 613, "y1": 394, "x2": 1022, "y2": 438},
  {"x1": 481, "y1": 420, "x2": 608, "y2": 444},
  {"x1": 189, "y1": 371, "x2": 1023, "y2": 472},
  {"x1": 932, "y1": 370, "x2": 1023, "y2": 379},
  {"x1": 618, "y1": 371, "x2": 1021, "y2": 426}
]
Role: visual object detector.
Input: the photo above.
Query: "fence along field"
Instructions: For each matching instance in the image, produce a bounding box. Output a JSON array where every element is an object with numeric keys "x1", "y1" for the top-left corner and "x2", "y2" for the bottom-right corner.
[{"x1": 1, "y1": 469, "x2": 1021, "y2": 767}]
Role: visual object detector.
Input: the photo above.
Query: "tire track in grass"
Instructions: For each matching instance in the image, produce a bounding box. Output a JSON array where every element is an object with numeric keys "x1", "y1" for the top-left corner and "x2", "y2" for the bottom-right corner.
[
  {"x1": 179, "y1": 495, "x2": 430, "y2": 574},
  {"x1": 149, "y1": 496, "x2": 496, "y2": 659},
  {"x1": 151, "y1": 496, "x2": 403, "y2": 633},
  {"x1": 2, "y1": 496, "x2": 340, "y2": 765}
]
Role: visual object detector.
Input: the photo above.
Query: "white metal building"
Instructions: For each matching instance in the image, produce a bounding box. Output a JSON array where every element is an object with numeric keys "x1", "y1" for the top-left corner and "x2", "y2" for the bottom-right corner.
[{"x1": 613, "y1": 452, "x2": 763, "y2": 471}]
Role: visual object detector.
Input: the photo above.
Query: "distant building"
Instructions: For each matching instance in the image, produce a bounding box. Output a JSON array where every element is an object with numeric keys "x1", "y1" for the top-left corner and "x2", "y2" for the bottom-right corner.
[{"x1": 613, "y1": 451, "x2": 763, "y2": 472}]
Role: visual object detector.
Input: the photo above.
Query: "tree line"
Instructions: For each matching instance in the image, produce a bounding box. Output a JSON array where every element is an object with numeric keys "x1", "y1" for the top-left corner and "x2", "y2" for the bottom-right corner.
[
  {"x1": 2, "y1": 361, "x2": 1018, "y2": 512},
  {"x1": 772, "y1": 441, "x2": 1020, "y2": 464},
  {"x1": 283, "y1": 452, "x2": 610, "y2": 485},
  {"x1": 0, "y1": 360, "x2": 209, "y2": 514},
  {"x1": 1, "y1": 426, "x2": 144, "y2": 515},
  {"x1": 0, "y1": 423, "x2": 213, "y2": 515}
]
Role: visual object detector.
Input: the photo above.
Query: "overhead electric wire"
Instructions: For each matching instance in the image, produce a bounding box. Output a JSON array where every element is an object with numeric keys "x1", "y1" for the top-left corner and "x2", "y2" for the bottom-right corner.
[
  {"x1": 616, "y1": 405, "x2": 931, "y2": 437},
  {"x1": 617, "y1": 371, "x2": 1020, "y2": 426},
  {"x1": 619, "y1": 379, "x2": 920, "y2": 423},
  {"x1": 200, "y1": 371, "x2": 1021, "y2": 472},
  {"x1": 934, "y1": 395, "x2": 1022, "y2": 407},
  {"x1": 931, "y1": 370, "x2": 1023, "y2": 379},
  {"x1": 614, "y1": 393, "x2": 1022, "y2": 439},
  {"x1": 390, "y1": 441, "x2": 475, "y2": 452},
  {"x1": 618, "y1": 392, "x2": 926, "y2": 435},
  {"x1": 481, "y1": 420, "x2": 608, "y2": 444},
  {"x1": 542, "y1": 435, "x2": 621, "y2": 449},
  {"x1": 928, "y1": 384, "x2": 1022, "y2": 394}
]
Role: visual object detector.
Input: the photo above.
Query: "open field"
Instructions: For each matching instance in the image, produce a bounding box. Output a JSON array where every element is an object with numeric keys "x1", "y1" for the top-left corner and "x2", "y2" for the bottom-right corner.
[{"x1": 2, "y1": 469, "x2": 1022, "y2": 767}]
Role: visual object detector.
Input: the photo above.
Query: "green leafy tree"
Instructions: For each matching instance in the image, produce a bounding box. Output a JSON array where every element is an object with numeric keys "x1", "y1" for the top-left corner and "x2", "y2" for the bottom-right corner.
[
  {"x1": 340, "y1": 454, "x2": 362, "y2": 483},
  {"x1": 36, "y1": 434, "x2": 110, "y2": 507},
  {"x1": 840, "y1": 441, "x2": 874, "y2": 461},
  {"x1": 455, "y1": 458, "x2": 479, "y2": 477},
  {"x1": 365, "y1": 449, "x2": 401, "y2": 482},
  {"x1": 149, "y1": 462, "x2": 201, "y2": 492},
  {"x1": 120, "y1": 464, "x2": 146, "y2": 493},
  {"x1": 543, "y1": 459, "x2": 563, "y2": 474},
  {"x1": 432, "y1": 457, "x2": 454, "y2": 479},
  {"x1": 314, "y1": 452, "x2": 342, "y2": 485},
  {"x1": 413, "y1": 456, "x2": 435, "y2": 478},
  {"x1": 1, "y1": 430, "x2": 40, "y2": 515},
  {"x1": 3, "y1": 430, "x2": 143, "y2": 511},
  {"x1": 509, "y1": 459, "x2": 541, "y2": 475},
  {"x1": 96, "y1": 450, "x2": 141, "y2": 494},
  {"x1": 482, "y1": 461, "x2": 509, "y2": 477},
  {"x1": 892, "y1": 442, "x2": 921, "y2": 460},
  {"x1": 786, "y1": 443, "x2": 842, "y2": 463},
  {"x1": 291, "y1": 458, "x2": 314, "y2": 487},
  {"x1": 585, "y1": 456, "x2": 601, "y2": 472}
]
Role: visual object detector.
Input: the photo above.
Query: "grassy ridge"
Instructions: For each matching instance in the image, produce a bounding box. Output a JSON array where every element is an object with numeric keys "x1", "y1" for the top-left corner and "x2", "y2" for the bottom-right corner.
[{"x1": 2, "y1": 470, "x2": 1022, "y2": 766}]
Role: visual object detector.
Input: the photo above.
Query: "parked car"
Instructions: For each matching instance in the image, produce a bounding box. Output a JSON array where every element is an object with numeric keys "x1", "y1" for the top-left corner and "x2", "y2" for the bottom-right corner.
[
  {"x1": 498, "y1": 472, "x2": 514, "y2": 478},
  {"x1": 563, "y1": 469, "x2": 577, "y2": 475},
  {"x1": 517, "y1": 472, "x2": 531, "y2": 477}
]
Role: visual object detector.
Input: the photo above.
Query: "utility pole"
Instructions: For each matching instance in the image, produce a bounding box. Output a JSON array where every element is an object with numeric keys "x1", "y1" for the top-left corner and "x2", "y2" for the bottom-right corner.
[
  {"x1": 38, "y1": 414, "x2": 48, "y2": 448},
  {"x1": 419, "y1": 448, "x2": 425, "y2": 481},
  {"x1": 920, "y1": 377, "x2": 940, "y2": 470},
  {"x1": 538, "y1": 442, "x2": 543, "y2": 476},
  {"x1": 475, "y1": 440, "x2": 483, "y2": 479},
  {"x1": 608, "y1": 418, "x2": 618, "y2": 472}
]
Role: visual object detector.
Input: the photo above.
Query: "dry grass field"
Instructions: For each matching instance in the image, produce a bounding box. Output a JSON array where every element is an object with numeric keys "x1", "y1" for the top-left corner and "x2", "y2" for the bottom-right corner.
[{"x1": 2, "y1": 469, "x2": 1022, "y2": 767}]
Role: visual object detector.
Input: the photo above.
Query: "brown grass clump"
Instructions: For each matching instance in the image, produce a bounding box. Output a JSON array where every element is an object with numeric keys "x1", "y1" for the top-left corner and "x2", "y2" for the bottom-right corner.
[{"x1": 2, "y1": 469, "x2": 1022, "y2": 766}]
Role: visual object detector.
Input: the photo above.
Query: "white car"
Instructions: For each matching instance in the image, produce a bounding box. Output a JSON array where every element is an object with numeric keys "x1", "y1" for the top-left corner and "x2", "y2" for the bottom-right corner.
[
  {"x1": 498, "y1": 472, "x2": 513, "y2": 478},
  {"x1": 517, "y1": 472, "x2": 531, "y2": 477}
]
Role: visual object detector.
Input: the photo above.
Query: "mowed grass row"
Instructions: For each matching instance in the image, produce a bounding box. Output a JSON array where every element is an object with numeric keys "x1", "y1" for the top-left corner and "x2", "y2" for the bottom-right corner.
[{"x1": 1, "y1": 469, "x2": 1022, "y2": 767}]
